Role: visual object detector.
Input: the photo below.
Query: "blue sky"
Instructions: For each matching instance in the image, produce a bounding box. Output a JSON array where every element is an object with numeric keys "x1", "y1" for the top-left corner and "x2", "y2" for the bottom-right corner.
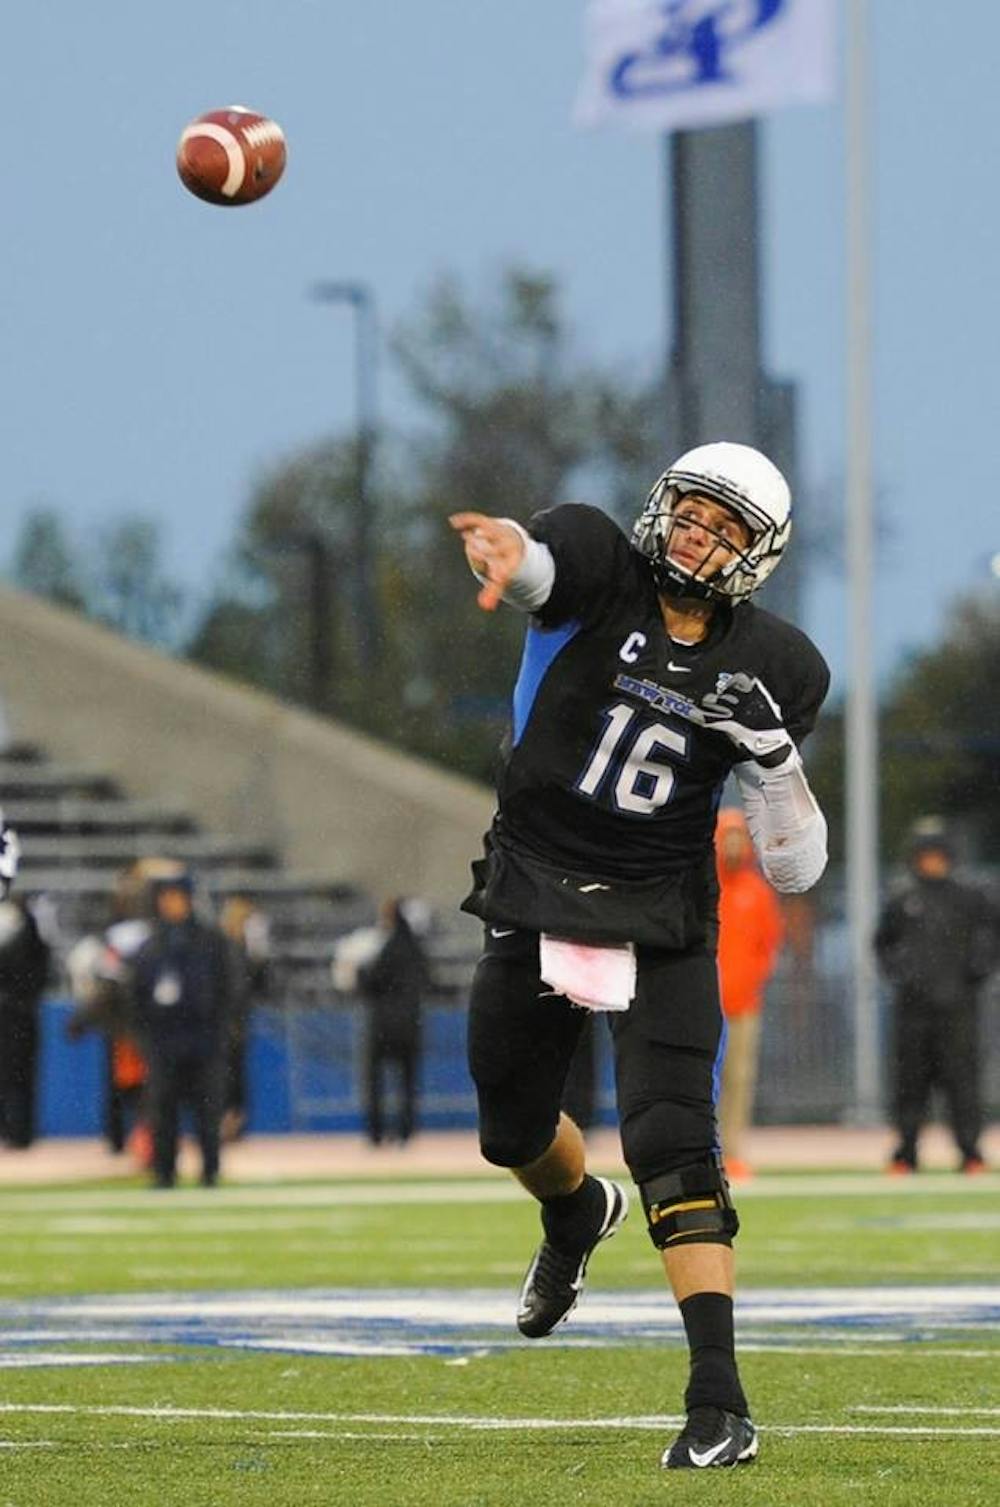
[{"x1": 5, "y1": 1, "x2": 999, "y2": 691}]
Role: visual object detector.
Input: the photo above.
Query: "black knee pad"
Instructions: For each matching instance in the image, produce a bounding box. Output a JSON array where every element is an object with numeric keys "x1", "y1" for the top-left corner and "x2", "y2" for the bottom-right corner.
[
  {"x1": 638, "y1": 1155, "x2": 739, "y2": 1250},
  {"x1": 619, "y1": 1088, "x2": 719, "y2": 1187},
  {"x1": 478, "y1": 1126, "x2": 555, "y2": 1171}
]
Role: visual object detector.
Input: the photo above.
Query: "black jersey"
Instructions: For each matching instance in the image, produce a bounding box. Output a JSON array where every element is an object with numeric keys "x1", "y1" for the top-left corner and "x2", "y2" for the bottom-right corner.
[{"x1": 463, "y1": 503, "x2": 830, "y2": 948}]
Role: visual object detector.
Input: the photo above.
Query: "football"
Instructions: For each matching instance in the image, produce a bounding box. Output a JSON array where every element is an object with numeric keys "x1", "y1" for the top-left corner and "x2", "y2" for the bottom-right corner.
[{"x1": 176, "y1": 106, "x2": 286, "y2": 206}]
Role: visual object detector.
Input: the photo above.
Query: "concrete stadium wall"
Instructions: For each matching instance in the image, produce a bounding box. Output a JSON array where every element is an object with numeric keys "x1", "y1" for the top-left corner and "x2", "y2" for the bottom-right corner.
[{"x1": 0, "y1": 587, "x2": 495, "y2": 907}]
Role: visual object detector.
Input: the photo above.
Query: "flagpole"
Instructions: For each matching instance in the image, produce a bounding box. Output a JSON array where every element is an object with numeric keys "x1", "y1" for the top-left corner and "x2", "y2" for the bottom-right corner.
[{"x1": 844, "y1": 0, "x2": 881, "y2": 1122}]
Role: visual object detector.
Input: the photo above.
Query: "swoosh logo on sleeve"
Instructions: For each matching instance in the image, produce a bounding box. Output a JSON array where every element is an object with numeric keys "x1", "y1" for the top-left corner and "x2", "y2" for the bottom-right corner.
[
  {"x1": 490, "y1": 927, "x2": 516, "y2": 938},
  {"x1": 689, "y1": 1437, "x2": 732, "y2": 1467},
  {"x1": 666, "y1": 661, "x2": 693, "y2": 673}
]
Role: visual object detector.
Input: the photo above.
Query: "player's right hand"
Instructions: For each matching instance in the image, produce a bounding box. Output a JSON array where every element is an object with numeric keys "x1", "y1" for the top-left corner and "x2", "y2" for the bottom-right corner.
[{"x1": 449, "y1": 513, "x2": 527, "y2": 611}]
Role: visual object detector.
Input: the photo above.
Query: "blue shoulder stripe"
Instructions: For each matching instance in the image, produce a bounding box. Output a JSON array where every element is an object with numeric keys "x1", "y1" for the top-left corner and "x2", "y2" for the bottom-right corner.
[{"x1": 512, "y1": 621, "x2": 581, "y2": 746}]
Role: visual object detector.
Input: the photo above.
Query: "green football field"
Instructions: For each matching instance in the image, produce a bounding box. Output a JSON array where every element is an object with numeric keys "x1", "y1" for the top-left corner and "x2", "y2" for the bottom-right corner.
[{"x1": 0, "y1": 1168, "x2": 997, "y2": 1506}]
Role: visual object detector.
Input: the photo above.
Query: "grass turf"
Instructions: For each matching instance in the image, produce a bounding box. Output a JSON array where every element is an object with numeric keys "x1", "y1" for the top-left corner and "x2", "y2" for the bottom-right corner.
[
  {"x1": 0, "y1": 1171, "x2": 997, "y2": 1504},
  {"x1": 0, "y1": 1173, "x2": 996, "y2": 1293}
]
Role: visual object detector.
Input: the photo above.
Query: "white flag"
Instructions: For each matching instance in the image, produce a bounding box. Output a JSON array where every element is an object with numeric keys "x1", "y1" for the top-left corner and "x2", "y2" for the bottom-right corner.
[{"x1": 575, "y1": 0, "x2": 837, "y2": 133}]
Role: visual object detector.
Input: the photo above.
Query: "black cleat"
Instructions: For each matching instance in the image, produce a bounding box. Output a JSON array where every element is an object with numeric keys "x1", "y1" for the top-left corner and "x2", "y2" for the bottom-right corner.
[
  {"x1": 516, "y1": 1177, "x2": 628, "y2": 1338},
  {"x1": 662, "y1": 1407, "x2": 758, "y2": 1469}
]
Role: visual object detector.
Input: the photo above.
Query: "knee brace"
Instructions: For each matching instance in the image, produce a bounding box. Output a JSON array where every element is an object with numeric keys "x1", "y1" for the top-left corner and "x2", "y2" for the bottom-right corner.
[{"x1": 638, "y1": 1155, "x2": 739, "y2": 1250}]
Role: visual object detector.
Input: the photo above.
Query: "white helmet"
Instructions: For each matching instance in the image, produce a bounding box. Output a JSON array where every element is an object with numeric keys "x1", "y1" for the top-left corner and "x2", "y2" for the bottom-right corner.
[{"x1": 632, "y1": 441, "x2": 792, "y2": 604}]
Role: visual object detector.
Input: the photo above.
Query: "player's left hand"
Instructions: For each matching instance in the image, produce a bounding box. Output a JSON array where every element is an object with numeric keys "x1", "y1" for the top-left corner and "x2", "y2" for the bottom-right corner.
[
  {"x1": 0, "y1": 818, "x2": 21, "y2": 898},
  {"x1": 449, "y1": 512, "x2": 526, "y2": 611},
  {"x1": 689, "y1": 673, "x2": 795, "y2": 769}
]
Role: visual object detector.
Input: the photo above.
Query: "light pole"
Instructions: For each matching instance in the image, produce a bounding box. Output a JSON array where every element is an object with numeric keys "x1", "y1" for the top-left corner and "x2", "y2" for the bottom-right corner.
[
  {"x1": 309, "y1": 280, "x2": 379, "y2": 671},
  {"x1": 263, "y1": 529, "x2": 335, "y2": 713},
  {"x1": 844, "y1": 0, "x2": 881, "y2": 1124}
]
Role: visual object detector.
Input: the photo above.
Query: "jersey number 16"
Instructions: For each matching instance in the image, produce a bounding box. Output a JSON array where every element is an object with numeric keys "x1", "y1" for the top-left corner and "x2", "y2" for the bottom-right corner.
[{"x1": 575, "y1": 702, "x2": 689, "y2": 816}]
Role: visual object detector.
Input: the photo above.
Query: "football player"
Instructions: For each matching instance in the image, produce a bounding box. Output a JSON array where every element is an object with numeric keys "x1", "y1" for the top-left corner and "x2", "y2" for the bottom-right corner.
[{"x1": 450, "y1": 442, "x2": 829, "y2": 1471}]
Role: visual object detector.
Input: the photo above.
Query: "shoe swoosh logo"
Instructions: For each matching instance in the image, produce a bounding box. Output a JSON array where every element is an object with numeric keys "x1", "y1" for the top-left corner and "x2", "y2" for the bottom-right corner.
[
  {"x1": 689, "y1": 1437, "x2": 732, "y2": 1467},
  {"x1": 490, "y1": 927, "x2": 516, "y2": 938},
  {"x1": 666, "y1": 661, "x2": 693, "y2": 673}
]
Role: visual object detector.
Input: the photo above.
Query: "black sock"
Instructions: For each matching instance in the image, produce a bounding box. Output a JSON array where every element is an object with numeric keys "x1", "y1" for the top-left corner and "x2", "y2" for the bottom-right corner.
[
  {"x1": 680, "y1": 1291, "x2": 748, "y2": 1416},
  {"x1": 540, "y1": 1174, "x2": 607, "y2": 1253}
]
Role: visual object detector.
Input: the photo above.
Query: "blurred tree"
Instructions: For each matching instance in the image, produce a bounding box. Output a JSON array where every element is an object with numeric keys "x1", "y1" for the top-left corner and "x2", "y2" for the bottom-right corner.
[
  {"x1": 384, "y1": 269, "x2": 596, "y2": 774},
  {"x1": 374, "y1": 268, "x2": 666, "y2": 775},
  {"x1": 880, "y1": 596, "x2": 1000, "y2": 858},
  {"x1": 90, "y1": 517, "x2": 184, "y2": 646},
  {"x1": 10, "y1": 506, "x2": 183, "y2": 648},
  {"x1": 10, "y1": 507, "x2": 87, "y2": 610},
  {"x1": 189, "y1": 439, "x2": 359, "y2": 712},
  {"x1": 808, "y1": 594, "x2": 1000, "y2": 865}
]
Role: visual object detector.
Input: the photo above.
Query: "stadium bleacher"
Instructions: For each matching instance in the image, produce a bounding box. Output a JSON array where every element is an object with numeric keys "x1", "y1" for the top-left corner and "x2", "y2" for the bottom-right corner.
[{"x1": 1, "y1": 741, "x2": 479, "y2": 1009}]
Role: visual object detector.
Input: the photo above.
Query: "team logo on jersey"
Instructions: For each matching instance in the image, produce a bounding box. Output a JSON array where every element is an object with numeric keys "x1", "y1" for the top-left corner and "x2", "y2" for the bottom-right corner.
[
  {"x1": 614, "y1": 672, "x2": 697, "y2": 722},
  {"x1": 618, "y1": 631, "x2": 647, "y2": 664}
]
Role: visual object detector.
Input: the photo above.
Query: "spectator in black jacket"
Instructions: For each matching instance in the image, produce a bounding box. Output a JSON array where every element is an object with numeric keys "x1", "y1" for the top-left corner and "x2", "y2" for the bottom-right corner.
[
  {"x1": 131, "y1": 872, "x2": 235, "y2": 1188},
  {"x1": 875, "y1": 819, "x2": 998, "y2": 1174},
  {"x1": 357, "y1": 898, "x2": 429, "y2": 1146},
  {"x1": 0, "y1": 898, "x2": 50, "y2": 1148}
]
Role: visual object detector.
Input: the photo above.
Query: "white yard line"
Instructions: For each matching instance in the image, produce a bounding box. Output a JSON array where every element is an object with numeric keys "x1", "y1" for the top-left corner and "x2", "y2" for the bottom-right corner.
[
  {"x1": 266, "y1": 1431, "x2": 446, "y2": 1442},
  {"x1": 7, "y1": 1285, "x2": 997, "y2": 1324},
  {"x1": 0, "y1": 1181, "x2": 520, "y2": 1212},
  {"x1": 0, "y1": 1403, "x2": 997, "y2": 1439},
  {"x1": 740, "y1": 1344, "x2": 997, "y2": 1358},
  {"x1": 0, "y1": 1352, "x2": 160, "y2": 1369},
  {"x1": 766, "y1": 1425, "x2": 1000, "y2": 1437},
  {"x1": 851, "y1": 1405, "x2": 1000, "y2": 1416},
  {"x1": 9, "y1": 1339, "x2": 992, "y2": 1364},
  {"x1": 1, "y1": 1173, "x2": 998, "y2": 1214},
  {"x1": 0, "y1": 1403, "x2": 683, "y2": 1424}
]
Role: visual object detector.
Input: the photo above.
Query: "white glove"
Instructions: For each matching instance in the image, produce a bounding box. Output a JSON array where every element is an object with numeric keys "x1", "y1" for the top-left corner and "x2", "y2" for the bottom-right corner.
[
  {"x1": 688, "y1": 673, "x2": 795, "y2": 770},
  {"x1": 0, "y1": 820, "x2": 20, "y2": 897}
]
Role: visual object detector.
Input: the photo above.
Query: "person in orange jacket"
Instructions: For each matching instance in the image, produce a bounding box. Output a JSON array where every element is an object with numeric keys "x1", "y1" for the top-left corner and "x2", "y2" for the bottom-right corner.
[{"x1": 715, "y1": 807, "x2": 785, "y2": 1181}]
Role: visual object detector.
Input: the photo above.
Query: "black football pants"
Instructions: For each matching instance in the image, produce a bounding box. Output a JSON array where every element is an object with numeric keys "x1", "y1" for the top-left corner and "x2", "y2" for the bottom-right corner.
[
  {"x1": 0, "y1": 1008, "x2": 38, "y2": 1149},
  {"x1": 468, "y1": 928, "x2": 724, "y2": 1182},
  {"x1": 891, "y1": 1005, "x2": 982, "y2": 1161},
  {"x1": 146, "y1": 1045, "x2": 224, "y2": 1183},
  {"x1": 364, "y1": 1027, "x2": 420, "y2": 1145}
]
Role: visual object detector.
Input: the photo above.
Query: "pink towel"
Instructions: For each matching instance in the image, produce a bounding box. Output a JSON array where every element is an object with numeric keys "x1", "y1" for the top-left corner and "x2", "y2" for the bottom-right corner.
[{"x1": 539, "y1": 935, "x2": 636, "y2": 1012}]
